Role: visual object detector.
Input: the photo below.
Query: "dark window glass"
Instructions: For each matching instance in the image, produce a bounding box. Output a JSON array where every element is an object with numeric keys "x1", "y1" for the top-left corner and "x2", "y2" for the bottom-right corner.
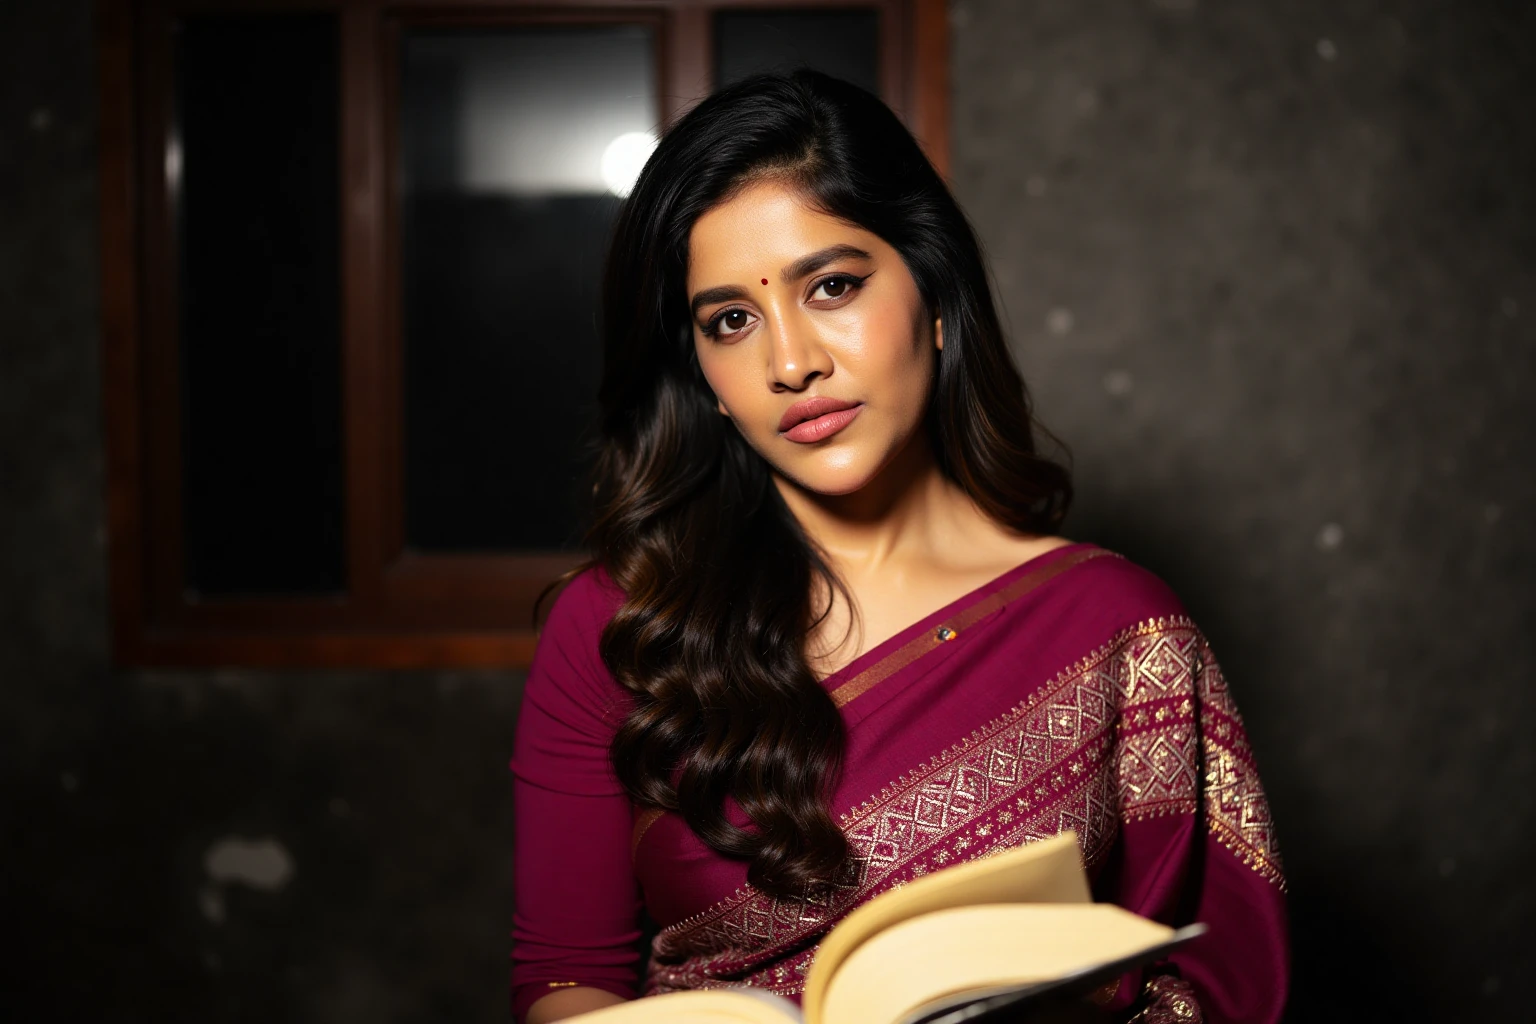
[
  {"x1": 174, "y1": 14, "x2": 345, "y2": 596},
  {"x1": 400, "y1": 27, "x2": 656, "y2": 552},
  {"x1": 715, "y1": 10, "x2": 879, "y2": 95}
]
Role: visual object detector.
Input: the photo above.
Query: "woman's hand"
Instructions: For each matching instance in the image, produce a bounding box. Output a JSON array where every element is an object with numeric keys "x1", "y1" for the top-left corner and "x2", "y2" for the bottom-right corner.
[{"x1": 525, "y1": 986, "x2": 628, "y2": 1023}]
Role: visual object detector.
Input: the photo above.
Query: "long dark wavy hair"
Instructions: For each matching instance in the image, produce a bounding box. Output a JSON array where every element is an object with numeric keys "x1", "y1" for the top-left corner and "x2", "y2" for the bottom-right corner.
[{"x1": 586, "y1": 70, "x2": 1071, "y2": 899}]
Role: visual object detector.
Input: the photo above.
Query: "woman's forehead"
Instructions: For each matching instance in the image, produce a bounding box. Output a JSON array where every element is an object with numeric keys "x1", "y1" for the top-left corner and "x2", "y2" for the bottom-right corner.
[{"x1": 687, "y1": 182, "x2": 880, "y2": 284}]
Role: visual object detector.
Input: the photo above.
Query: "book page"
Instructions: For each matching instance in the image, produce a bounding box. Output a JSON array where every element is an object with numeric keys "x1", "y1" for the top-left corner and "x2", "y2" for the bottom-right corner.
[
  {"x1": 802, "y1": 832, "x2": 1090, "y2": 1024},
  {"x1": 563, "y1": 987, "x2": 802, "y2": 1023},
  {"x1": 822, "y1": 904, "x2": 1175, "y2": 1024}
]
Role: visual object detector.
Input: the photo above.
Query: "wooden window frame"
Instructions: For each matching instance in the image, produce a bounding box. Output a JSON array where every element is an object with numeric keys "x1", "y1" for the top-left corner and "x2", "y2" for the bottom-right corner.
[{"x1": 98, "y1": 0, "x2": 950, "y2": 669}]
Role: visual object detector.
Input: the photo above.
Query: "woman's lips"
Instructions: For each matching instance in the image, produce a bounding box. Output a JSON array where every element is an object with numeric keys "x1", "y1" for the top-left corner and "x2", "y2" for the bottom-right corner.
[{"x1": 778, "y1": 398, "x2": 864, "y2": 443}]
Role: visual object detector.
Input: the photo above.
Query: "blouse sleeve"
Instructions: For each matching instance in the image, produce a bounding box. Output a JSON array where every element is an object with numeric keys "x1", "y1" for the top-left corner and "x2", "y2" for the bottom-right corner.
[
  {"x1": 510, "y1": 572, "x2": 643, "y2": 1022},
  {"x1": 1092, "y1": 621, "x2": 1290, "y2": 1024}
]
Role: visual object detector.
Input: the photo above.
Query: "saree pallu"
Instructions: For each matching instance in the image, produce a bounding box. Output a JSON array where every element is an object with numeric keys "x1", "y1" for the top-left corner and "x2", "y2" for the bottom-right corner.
[{"x1": 511, "y1": 544, "x2": 1288, "y2": 1023}]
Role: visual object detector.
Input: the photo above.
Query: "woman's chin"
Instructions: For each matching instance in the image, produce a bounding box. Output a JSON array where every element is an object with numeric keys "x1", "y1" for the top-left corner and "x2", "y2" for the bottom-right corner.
[{"x1": 770, "y1": 455, "x2": 886, "y2": 498}]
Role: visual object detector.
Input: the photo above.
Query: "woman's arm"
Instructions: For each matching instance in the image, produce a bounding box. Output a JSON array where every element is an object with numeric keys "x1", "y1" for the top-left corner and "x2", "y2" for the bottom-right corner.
[
  {"x1": 1097, "y1": 624, "x2": 1289, "y2": 1024},
  {"x1": 511, "y1": 572, "x2": 644, "y2": 1022},
  {"x1": 511, "y1": 782, "x2": 643, "y2": 1020}
]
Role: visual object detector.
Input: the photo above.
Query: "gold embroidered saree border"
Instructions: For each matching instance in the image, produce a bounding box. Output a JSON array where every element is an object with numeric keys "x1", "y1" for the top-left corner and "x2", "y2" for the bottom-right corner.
[
  {"x1": 643, "y1": 616, "x2": 1285, "y2": 996},
  {"x1": 646, "y1": 613, "x2": 1140, "y2": 992},
  {"x1": 1129, "y1": 975, "x2": 1204, "y2": 1022},
  {"x1": 630, "y1": 546, "x2": 1114, "y2": 858},
  {"x1": 1112, "y1": 623, "x2": 1284, "y2": 887}
]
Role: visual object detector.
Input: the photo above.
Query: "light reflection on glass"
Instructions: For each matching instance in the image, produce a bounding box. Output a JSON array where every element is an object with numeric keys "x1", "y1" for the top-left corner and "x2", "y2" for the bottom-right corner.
[
  {"x1": 600, "y1": 131, "x2": 657, "y2": 197},
  {"x1": 403, "y1": 27, "x2": 657, "y2": 196}
]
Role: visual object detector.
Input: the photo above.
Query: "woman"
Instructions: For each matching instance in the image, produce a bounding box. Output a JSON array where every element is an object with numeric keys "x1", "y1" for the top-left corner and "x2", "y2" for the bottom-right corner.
[{"x1": 511, "y1": 71, "x2": 1287, "y2": 1023}]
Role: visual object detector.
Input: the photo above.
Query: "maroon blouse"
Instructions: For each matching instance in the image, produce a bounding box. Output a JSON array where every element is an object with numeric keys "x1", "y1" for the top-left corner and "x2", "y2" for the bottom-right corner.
[{"x1": 510, "y1": 544, "x2": 1289, "y2": 1022}]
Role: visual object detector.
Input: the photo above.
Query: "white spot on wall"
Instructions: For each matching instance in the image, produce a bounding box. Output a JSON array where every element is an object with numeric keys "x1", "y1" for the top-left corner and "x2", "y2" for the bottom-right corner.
[
  {"x1": 1045, "y1": 307, "x2": 1074, "y2": 335},
  {"x1": 165, "y1": 136, "x2": 183, "y2": 192},
  {"x1": 1316, "y1": 38, "x2": 1339, "y2": 61},
  {"x1": 1104, "y1": 370, "x2": 1134, "y2": 397},
  {"x1": 1485, "y1": 503, "x2": 1503, "y2": 525},
  {"x1": 30, "y1": 107, "x2": 52, "y2": 131},
  {"x1": 1316, "y1": 523, "x2": 1345, "y2": 551},
  {"x1": 1500, "y1": 296, "x2": 1518, "y2": 318},
  {"x1": 198, "y1": 884, "x2": 226, "y2": 924},
  {"x1": 1075, "y1": 89, "x2": 1099, "y2": 115},
  {"x1": 1025, "y1": 175, "x2": 1048, "y2": 198},
  {"x1": 204, "y1": 836, "x2": 295, "y2": 892}
]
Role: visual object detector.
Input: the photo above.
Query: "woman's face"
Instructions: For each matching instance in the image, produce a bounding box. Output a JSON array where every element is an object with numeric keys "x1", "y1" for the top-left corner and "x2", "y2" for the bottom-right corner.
[{"x1": 687, "y1": 181, "x2": 941, "y2": 497}]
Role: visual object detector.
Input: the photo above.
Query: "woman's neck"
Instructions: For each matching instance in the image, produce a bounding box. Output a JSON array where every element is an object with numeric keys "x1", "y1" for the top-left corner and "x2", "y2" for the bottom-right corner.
[{"x1": 773, "y1": 430, "x2": 978, "y2": 576}]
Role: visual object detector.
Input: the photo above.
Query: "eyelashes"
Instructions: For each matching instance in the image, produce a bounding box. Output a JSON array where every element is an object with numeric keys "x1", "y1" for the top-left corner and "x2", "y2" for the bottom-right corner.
[
  {"x1": 703, "y1": 307, "x2": 754, "y2": 338},
  {"x1": 699, "y1": 272, "x2": 872, "y2": 339}
]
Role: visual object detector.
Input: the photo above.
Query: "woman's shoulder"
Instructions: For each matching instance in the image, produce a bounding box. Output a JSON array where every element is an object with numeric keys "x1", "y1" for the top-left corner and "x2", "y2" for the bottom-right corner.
[
  {"x1": 541, "y1": 565, "x2": 626, "y2": 638},
  {"x1": 1045, "y1": 542, "x2": 1193, "y2": 637},
  {"x1": 515, "y1": 566, "x2": 631, "y2": 791},
  {"x1": 528, "y1": 565, "x2": 627, "y2": 697}
]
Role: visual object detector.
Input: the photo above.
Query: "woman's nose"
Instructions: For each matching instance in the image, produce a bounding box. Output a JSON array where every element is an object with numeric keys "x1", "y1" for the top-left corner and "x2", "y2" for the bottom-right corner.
[{"x1": 767, "y1": 313, "x2": 833, "y2": 391}]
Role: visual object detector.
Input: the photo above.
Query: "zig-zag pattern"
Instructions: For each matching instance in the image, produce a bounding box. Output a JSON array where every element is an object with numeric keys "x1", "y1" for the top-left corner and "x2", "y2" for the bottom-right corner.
[{"x1": 645, "y1": 618, "x2": 1284, "y2": 997}]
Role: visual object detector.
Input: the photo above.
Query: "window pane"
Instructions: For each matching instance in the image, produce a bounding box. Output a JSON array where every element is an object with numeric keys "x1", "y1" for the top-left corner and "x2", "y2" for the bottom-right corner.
[
  {"x1": 715, "y1": 10, "x2": 879, "y2": 95},
  {"x1": 400, "y1": 26, "x2": 655, "y2": 552},
  {"x1": 174, "y1": 14, "x2": 345, "y2": 596}
]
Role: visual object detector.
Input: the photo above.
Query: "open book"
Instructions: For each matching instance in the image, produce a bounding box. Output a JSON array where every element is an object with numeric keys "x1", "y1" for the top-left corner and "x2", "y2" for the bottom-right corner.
[{"x1": 564, "y1": 832, "x2": 1204, "y2": 1024}]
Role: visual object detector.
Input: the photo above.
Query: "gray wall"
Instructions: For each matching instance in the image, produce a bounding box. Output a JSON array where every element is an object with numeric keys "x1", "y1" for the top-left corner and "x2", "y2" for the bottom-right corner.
[
  {"x1": 952, "y1": 1, "x2": 1534, "y2": 1019},
  {"x1": 3, "y1": 5, "x2": 523, "y2": 1017},
  {"x1": 2, "y1": 1, "x2": 1531, "y2": 1021}
]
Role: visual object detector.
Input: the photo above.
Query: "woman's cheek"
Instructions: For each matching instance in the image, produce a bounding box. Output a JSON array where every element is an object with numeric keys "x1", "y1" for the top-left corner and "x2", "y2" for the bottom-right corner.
[{"x1": 698, "y1": 349, "x2": 747, "y2": 416}]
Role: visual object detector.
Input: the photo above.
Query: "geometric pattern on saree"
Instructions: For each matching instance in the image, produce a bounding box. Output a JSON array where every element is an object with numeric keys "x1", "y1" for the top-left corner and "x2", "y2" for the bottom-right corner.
[
  {"x1": 1115, "y1": 620, "x2": 1285, "y2": 887},
  {"x1": 1129, "y1": 974, "x2": 1203, "y2": 1022},
  {"x1": 645, "y1": 617, "x2": 1284, "y2": 997}
]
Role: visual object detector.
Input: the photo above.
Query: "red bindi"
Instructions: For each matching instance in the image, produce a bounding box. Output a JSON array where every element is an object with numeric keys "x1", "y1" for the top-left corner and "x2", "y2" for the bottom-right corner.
[{"x1": 761, "y1": 278, "x2": 768, "y2": 285}]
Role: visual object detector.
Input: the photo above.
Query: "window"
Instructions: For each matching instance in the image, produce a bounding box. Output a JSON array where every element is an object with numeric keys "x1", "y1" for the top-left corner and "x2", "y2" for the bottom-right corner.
[{"x1": 100, "y1": 0, "x2": 950, "y2": 668}]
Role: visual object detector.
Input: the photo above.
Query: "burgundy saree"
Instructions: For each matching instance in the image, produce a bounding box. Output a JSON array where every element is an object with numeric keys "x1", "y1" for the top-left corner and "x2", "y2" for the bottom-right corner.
[{"x1": 511, "y1": 544, "x2": 1288, "y2": 1023}]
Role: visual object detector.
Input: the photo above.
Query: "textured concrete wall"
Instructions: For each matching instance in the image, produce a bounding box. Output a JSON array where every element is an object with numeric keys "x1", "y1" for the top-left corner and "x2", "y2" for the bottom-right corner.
[
  {"x1": 2, "y1": 1, "x2": 1531, "y2": 1021},
  {"x1": 951, "y1": 1, "x2": 1535, "y2": 1020},
  {"x1": 2, "y1": 8, "x2": 525, "y2": 1020}
]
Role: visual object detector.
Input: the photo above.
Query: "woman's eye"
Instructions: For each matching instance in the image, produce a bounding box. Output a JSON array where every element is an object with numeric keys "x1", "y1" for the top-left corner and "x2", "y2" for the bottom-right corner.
[
  {"x1": 713, "y1": 309, "x2": 753, "y2": 336},
  {"x1": 811, "y1": 276, "x2": 858, "y2": 301}
]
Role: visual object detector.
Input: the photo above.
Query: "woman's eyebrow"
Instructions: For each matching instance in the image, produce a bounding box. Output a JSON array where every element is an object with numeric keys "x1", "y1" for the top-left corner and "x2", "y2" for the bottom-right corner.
[
  {"x1": 780, "y1": 244, "x2": 872, "y2": 283},
  {"x1": 690, "y1": 284, "x2": 749, "y2": 316}
]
